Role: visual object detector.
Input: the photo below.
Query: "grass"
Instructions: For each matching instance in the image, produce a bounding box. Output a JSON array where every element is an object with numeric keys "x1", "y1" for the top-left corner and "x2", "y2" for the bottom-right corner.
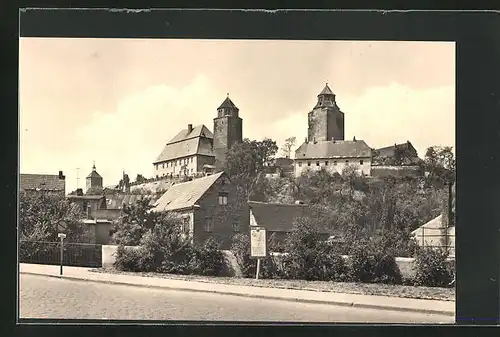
[{"x1": 90, "y1": 268, "x2": 455, "y2": 302}]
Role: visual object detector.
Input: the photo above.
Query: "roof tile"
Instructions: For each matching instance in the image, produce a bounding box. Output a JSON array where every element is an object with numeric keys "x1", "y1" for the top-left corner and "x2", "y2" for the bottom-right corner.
[
  {"x1": 295, "y1": 140, "x2": 372, "y2": 159},
  {"x1": 249, "y1": 201, "x2": 310, "y2": 232},
  {"x1": 153, "y1": 172, "x2": 224, "y2": 212},
  {"x1": 20, "y1": 174, "x2": 65, "y2": 192}
]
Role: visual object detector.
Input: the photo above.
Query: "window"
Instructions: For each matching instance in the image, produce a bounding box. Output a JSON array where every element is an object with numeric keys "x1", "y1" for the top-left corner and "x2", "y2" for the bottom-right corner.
[
  {"x1": 218, "y1": 192, "x2": 228, "y2": 205},
  {"x1": 333, "y1": 161, "x2": 337, "y2": 166},
  {"x1": 190, "y1": 157, "x2": 194, "y2": 163},
  {"x1": 155, "y1": 164, "x2": 158, "y2": 170},
  {"x1": 182, "y1": 217, "x2": 190, "y2": 233},
  {"x1": 316, "y1": 161, "x2": 320, "y2": 166},
  {"x1": 232, "y1": 220, "x2": 240, "y2": 232},
  {"x1": 360, "y1": 160, "x2": 364, "y2": 165},
  {"x1": 204, "y1": 218, "x2": 212, "y2": 232},
  {"x1": 162, "y1": 163, "x2": 165, "y2": 169},
  {"x1": 307, "y1": 161, "x2": 311, "y2": 166},
  {"x1": 325, "y1": 161, "x2": 329, "y2": 165},
  {"x1": 191, "y1": 168, "x2": 194, "y2": 173},
  {"x1": 298, "y1": 161, "x2": 302, "y2": 167},
  {"x1": 346, "y1": 160, "x2": 349, "y2": 164}
]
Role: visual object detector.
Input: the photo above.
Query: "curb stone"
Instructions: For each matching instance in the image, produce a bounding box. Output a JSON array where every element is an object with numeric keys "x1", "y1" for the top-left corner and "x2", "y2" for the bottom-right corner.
[{"x1": 21, "y1": 271, "x2": 455, "y2": 317}]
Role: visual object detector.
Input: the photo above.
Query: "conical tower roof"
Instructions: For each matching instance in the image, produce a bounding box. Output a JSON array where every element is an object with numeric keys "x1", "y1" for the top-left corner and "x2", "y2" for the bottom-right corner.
[
  {"x1": 318, "y1": 83, "x2": 335, "y2": 96},
  {"x1": 218, "y1": 94, "x2": 238, "y2": 110}
]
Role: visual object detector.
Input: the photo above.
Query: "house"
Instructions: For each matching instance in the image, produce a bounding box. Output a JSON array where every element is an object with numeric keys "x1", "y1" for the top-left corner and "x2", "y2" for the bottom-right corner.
[
  {"x1": 372, "y1": 141, "x2": 421, "y2": 166},
  {"x1": 152, "y1": 171, "x2": 248, "y2": 249},
  {"x1": 67, "y1": 188, "x2": 106, "y2": 216},
  {"x1": 248, "y1": 201, "x2": 329, "y2": 245},
  {"x1": 20, "y1": 171, "x2": 66, "y2": 197},
  {"x1": 264, "y1": 157, "x2": 295, "y2": 178},
  {"x1": 411, "y1": 215, "x2": 455, "y2": 257},
  {"x1": 152, "y1": 95, "x2": 244, "y2": 177},
  {"x1": 294, "y1": 138, "x2": 373, "y2": 177}
]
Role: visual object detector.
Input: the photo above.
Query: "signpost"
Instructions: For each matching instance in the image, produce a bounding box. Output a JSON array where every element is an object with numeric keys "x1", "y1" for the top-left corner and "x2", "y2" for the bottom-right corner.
[
  {"x1": 250, "y1": 227, "x2": 267, "y2": 280},
  {"x1": 58, "y1": 233, "x2": 66, "y2": 275}
]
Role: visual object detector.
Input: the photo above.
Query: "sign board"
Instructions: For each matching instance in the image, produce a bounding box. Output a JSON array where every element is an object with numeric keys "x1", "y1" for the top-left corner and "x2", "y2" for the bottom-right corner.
[
  {"x1": 250, "y1": 227, "x2": 267, "y2": 258},
  {"x1": 57, "y1": 220, "x2": 67, "y2": 233},
  {"x1": 58, "y1": 233, "x2": 67, "y2": 239}
]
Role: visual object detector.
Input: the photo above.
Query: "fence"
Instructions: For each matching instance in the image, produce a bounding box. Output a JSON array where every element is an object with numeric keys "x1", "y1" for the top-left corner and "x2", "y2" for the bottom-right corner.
[
  {"x1": 19, "y1": 240, "x2": 103, "y2": 268},
  {"x1": 414, "y1": 226, "x2": 455, "y2": 255}
]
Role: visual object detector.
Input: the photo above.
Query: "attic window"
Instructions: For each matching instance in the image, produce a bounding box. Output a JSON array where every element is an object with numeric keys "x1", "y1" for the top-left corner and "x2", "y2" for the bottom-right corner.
[
  {"x1": 316, "y1": 161, "x2": 320, "y2": 166},
  {"x1": 360, "y1": 160, "x2": 364, "y2": 165},
  {"x1": 218, "y1": 192, "x2": 228, "y2": 205}
]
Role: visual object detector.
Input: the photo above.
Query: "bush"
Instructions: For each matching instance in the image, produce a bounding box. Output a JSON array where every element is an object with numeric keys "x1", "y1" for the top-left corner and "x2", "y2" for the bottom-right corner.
[
  {"x1": 413, "y1": 247, "x2": 454, "y2": 287},
  {"x1": 348, "y1": 239, "x2": 402, "y2": 284},
  {"x1": 230, "y1": 232, "x2": 283, "y2": 279},
  {"x1": 281, "y1": 217, "x2": 347, "y2": 281},
  {"x1": 190, "y1": 237, "x2": 225, "y2": 276},
  {"x1": 113, "y1": 245, "x2": 144, "y2": 272}
]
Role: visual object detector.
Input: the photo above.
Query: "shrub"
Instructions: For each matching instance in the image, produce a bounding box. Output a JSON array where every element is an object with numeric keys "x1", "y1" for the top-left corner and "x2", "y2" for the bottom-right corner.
[
  {"x1": 413, "y1": 247, "x2": 454, "y2": 287},
  {"x1": 113, "y1": 245, "x2": 143, "y2": 272},
  {"x1": 230, "y1": 232, "x2": 283, "y2": 279},
  {"x1": 140, "y1": 213, "x2": 193, "y2": 275},
  {"x1": 231, "y1": 233, "x2": 256, "y2": 278},
  {"x1": 348, "y1": 239, "x2": 402, "y2": 284},
  {"x1": 281, "y1": 217, "x2": 347, "y2": 281},
  {"x1": 190, "y1": 237, "x2": 225, "y2": 276}
]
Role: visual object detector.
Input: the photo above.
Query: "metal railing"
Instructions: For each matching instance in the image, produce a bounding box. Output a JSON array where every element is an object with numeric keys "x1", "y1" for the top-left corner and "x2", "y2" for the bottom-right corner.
[
  {"x1": 414, "y1": 226, "x2": 455, "y2": 255},
  {"x1": 19, "y1": 240, "x2": 103, "y2": 268}
]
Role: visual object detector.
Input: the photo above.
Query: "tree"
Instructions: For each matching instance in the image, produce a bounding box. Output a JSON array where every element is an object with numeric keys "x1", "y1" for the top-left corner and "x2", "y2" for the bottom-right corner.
[
  {"x1": 280, "y1": 136, "x2": 296, "y2": 159},
  {"x1": 19, "y1": 191, "x2": 92, "y2": 243},
  {"x1": 110, "y1": 197, "x2": 155, "y2": 246},
  {"x1": 423, "y1": 146, "x2": 455, "y2": 184},
  {"x1": 224, "y1": 138, "x2": 278, "y2": 200},
  {"x1": 136, "y1": 174, "x2": 147, "y2": 184}
]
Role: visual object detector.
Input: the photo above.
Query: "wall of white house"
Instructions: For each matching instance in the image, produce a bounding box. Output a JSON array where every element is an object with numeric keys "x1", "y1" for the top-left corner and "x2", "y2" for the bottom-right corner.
[
  {"x1": 294, "y1": 156, "x2": 372, "y2": 177},
  {"x1": 153, "y1": 155, "x2": 202, "y2": 178}
]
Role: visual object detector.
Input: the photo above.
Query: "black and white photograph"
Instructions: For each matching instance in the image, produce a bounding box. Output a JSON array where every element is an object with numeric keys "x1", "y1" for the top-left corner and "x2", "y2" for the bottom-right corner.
[{"x1": 19, "y1": 35, "x2": 456, "y2": 323}]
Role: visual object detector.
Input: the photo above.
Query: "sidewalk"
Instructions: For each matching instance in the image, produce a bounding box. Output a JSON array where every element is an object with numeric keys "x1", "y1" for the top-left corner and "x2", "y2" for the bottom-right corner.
[{"x1": 20, "y1": 263, "x2": 455, "y2": 316}]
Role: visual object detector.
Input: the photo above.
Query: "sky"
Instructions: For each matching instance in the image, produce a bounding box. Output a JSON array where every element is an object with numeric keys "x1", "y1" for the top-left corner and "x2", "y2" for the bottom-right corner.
[{"x1": 19, "y1": 38, "x2": 455, "y2": 194}]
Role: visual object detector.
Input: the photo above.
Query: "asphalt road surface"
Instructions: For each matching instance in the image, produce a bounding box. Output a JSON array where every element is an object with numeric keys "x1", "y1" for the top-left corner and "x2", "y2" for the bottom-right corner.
[{"x1": 19, "y1": 274, "x2": 454, "y2": 323}]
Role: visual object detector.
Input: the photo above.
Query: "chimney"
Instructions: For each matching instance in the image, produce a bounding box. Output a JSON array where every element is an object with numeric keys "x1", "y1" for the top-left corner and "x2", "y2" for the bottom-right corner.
[
  {"x1": 353, "y1": 136, "x2": 357, "y2": 142},
  {"x1": 305, "y1": 137, "x2": 308, "y2": 144},
  {"x1": 313, "y1": 137, "x2": 317, "y2": 144},
  {"x1": 76, "y1": 188, "x2": 83, "y2": 196},
  {"x1": 188, "y1": 124, "x2": 193, "y2": 133},
  {"x1": 58, "y1": 170, "x2": 65, "y2": 180}
]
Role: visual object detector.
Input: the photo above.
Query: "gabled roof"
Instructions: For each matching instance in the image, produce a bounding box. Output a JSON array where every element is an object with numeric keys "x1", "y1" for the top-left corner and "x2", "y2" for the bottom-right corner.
[
  {"x1": 20, "y1": 174, "x2": 65, "y2": 192},
  {"x1": 318, "y1": 83, "x2": 335, "y2": 96},
  {"x1": 152, "y1": 172, "x2": 225, "y2": 212},
  {"x1": 295, "y1": 140, "x2": 372, "y2": 159},
  {"x1": 218, "y1": 96, "x2": 238, "y2": 110},
  {"x1": 168, "y1": 125, "x2": 213, "y2": 144},
  {"x1": 249, "y1": 201, "x2": 310, "y2": 232},
  {"x1": 376, "y1": 141, "x2": 417, "y2": 157},
  {"x1": 154, "y1": 127, "x2": 214, "y2": 163}
]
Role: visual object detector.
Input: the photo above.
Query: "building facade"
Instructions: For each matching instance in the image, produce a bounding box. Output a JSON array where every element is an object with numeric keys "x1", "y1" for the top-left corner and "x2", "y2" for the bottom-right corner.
[
  {"x1": 152, "y1": 172, "x2": 249, "y2": 249},
  {"x1": 213, "y1": 95, "x2": 243, "y2": 169},
  {"x1": 86, "y1": 162, "x2": 103, "y2": 194},
  {"x1": 153, "y1": 95, "x2": 243, "y2": 177},
  {"x1": 295, "y1": 85, "x2": 372, "y2": 177},
  {"x1": 308, "y1": 84, "x2": 345, "y2": 142}
]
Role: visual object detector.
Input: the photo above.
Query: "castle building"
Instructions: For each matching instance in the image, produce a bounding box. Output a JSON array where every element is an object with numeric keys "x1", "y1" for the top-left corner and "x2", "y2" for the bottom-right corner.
[
  {"x1": 86, "y1": 162, "x2": 103, "y2": 194},
  {"x1": 308, "y1": 83, "x2": 345, "y2": 142},
  {"x1": 295, "y1": 84, "x2": 372, "y2": 177},
  {"x1": 153, "y1": 95, "x2": 243, "y2": 177}
]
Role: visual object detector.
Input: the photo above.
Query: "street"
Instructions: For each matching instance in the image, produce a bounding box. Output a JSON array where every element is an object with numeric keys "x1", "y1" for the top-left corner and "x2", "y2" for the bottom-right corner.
[{"x1": 20, "y1": 274, "x2": 454, "y2": 323}]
